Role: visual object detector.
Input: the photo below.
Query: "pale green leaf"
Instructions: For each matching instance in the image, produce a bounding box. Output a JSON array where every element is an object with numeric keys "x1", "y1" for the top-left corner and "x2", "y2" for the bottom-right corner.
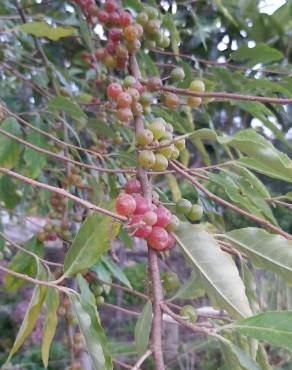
[
  {"x1": 175, "y1": 223, "x2": 252, "y2": 319},
  {"x1": 134, "y1": 300, "x2": 152, "y2": 356},
  {"x1": 19, "y1": 21, "x2": 75, "y2": 41},
  {"x1": 42, "y1": 288, "x2": 59, "y2": 368},
  {"x1": 170, "y1": 273, "x2": 205, "y2": 301},
  {"x1": 64, "y1": 213, "x2": 120, "y2": 277},
  {"x1": 0, "y1": 117, "x2": 22, "y2": 169},
  {"x1": 101, "y1": 256, "x2": 132, "y2": 288},
  {"x1": 225, "y1": 228, "x2": 292, "y2": 284}
]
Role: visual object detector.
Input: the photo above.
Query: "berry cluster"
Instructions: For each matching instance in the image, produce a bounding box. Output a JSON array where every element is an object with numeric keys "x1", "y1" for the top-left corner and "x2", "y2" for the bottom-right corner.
[
  {"x1": 74, "y1": 0, "x2": 98, "y2": 24},
  {"x1": 137, "y1": 117, "x2": 185, "y2": 171},
  {"x1": 106, "y1": 78, "x2": 145, "y2": 124},
  {"x1": 176, "y1": 198, "x2": 204, "y2": 221},
  {"x1": 37, "y1": 221, "x2": 72, "y2": 243},
  {"x1": 115, "y1": 177, "x2": 180, "y2": 251},
  {"x1": 94, "y1": 0, "x2": 143, "y2": 70}
]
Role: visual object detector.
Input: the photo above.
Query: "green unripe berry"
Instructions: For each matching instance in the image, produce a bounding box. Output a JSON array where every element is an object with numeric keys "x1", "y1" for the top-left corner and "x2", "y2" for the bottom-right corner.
[
  {"x1": 44, "y1": 223, "x2": 53, "y2": 232},
  {"x1": 166, "y1": 215, "x2": 180, "y2": 232},
  {"x1": 161, "y1": 36, "x2": 170, "y2": 49},
  {"x1": 96, "y1": 296, "x2": 105, "y2": 305},
  {"x1": 152, "y1": 154, "x2": 168, "y2": 171},
  {"x1": 136, "y1": 12, "x2": 149, "y2": 26},
  {"x1": 162, "y1": 272, "x2": 180, "y2": 291},
  {"x1": 170, "y1": 146, "x2": 180, "y2": 160},
  {"x1": 187, "y1": 97, "x2": 202, "y2": 108},
  {"x1": 176, "y1": 198, "x2": 192, "y2": 215},
  {"x1": 171, "y1": 67, "x2": 185, "y2": 82},
  {"x1": 93, "y1": 285, "x2": 104, "y2": 296},
  {"x1": 189, "y1": 79, "x2": 205, "y2": 93},
  {"x1": 174, "y1": 139, "x2": 186, "y2": 151},
  {"x1": 145, "y1": 6, "x2": 159, "y2": 19},
  {"x1": 149, "y1": 120, "x2": 166, "y2": 140},
  {"x1": 180, "y1": 305, "x2": 198, "y2": 322},
  {"x1": 123, "y1": 76, "x2": 136, "y2": 89},
  {"x1": 140, "y1": 92, "x2": 152, "y2": 106},
  {"x1": 136, "y1": 129, "x2": 154, "y2": 146},
  {"x1": 138, "y1": 150, "x2": 156, "y2": 168},
  {"x1": 158, "y1": 141, "x2": 175, "y2": 159},
  {"x1": 187, "y1": 204, "x2": 204, "y2": 221}
]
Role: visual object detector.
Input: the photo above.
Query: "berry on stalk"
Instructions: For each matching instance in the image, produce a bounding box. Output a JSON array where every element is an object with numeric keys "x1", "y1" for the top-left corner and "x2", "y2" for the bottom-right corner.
[
  {"x1": 138, "y1": 150, "x2": 156, "y2": 168},
  {"x1": 107, "y1": 83, "x2": 123, "y2": 100},
  {"x1": 147, "y1": 227, "x2": 169, "y2": 251},
  {"x1": 115, "y1": 193, "x2": 136, "y2": 216}
]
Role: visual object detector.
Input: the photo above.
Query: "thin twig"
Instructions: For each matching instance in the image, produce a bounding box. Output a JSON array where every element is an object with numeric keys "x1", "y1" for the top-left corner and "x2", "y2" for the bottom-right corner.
[
  {"x1": 0, "y1": 167, "x2": 126, "y2": 222},
  {"x1": 131, "y1": 350, "x2": 152, "y2": 370}
]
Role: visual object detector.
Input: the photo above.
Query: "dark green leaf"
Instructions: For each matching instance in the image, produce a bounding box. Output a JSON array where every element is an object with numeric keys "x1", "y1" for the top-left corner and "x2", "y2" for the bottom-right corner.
[
  {"x1": 232, "y1": 44, "x2": 283, "y2": 66},
  {"x1": 47, "y1": 96, "x2": 87, "y2": 121},
  {"x1": 24, "y1": 128, "x2": 48, "y2": 179},
  {"x1": 0, "y1": 175, "x2": 20, "y2": 209},
  {"x1": 0, "y1": 117, "x2": 22, "y2": 168},
  {"x1": 163, "y1": 14, "x2": 180, "y2": 54}
]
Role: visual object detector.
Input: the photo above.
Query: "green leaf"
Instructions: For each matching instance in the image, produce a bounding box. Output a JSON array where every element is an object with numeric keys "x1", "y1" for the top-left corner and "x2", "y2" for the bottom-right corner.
[
  {"x1": 4, "y1": 237, "x2": 44, "y2": 292},
  {"x1": 19, "y1": 22, "x2": 75, "y2": 41},
  {"x1": 42, "y1": 288, "x2": 59, "y2": 368},
  {"x1": 163, "y1": 14, "x2": 180, "y2": 54},
  {"x1": 122, "y1": 0, "x2": 143, "y2": 12},
  {"x1": 225, "y1": 228, "x2": 292, "y2": 284},
  {"x1": 70, "y1": 275, "x2": 112, "y2": 369},
  {"x1": 220, "y1": 337, "x2": 261, "y2": 370},
  {"x1": 0, "y1": 175, "x2": 20, "y2": 209},
  {"x1": 256, "y1": 344, "x2": 273, "y2": 370},
  {"x1": 233, "y1": 311, "x2": 292, "y2": 350},
  {"x1": 101, "y1": 256, "x2": 132, "y2": 288},
  {"x1": 175, "y1": 223, "x2": 252, "y2": 319},
  {"x1": 24, "y1": 129, "x2": 48, "y2": 179},
  {"x1": 134, "y1": 300, "x2": 152, "y2": 356},
  {"x1": 7, "y1": 262, "x2": 47, "y2": 360},
  {"x1": 137, "y1": 50, "x2": 159, "y2": 77},
  {"x1": 78, "y1": 15, "x2": 93, "y2": 51},
  {"x1": 47, "y1": 96, "x2": 87, "y2": 121},
  {"x1": 231, "y1": 44, "x2": 284, "y2": 66},
  {"x1": 64, "y1": 213, "x2": 120, "y2": 277},
  {"x1": 171, "y1": 273, "x2": 205, "y2": 301},
  {"x1": 220, "y1": 129, "x2": 292, "y2": 183},
  {"x1": 0, "y1": 117, "x2": 22, "y2": 168},
  {"x1": 88, "y1": 118, "x2": 115, "y2": 138}
]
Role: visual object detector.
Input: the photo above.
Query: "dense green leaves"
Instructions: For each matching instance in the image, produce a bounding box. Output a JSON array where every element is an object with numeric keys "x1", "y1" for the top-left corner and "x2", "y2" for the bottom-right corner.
[
  {"x1": 134, "y1": 300, "x2": 152, "y2": 356},
  {"x1": 175, "y1": 223, "x2": 252, "y2": 319},
  {"x1": 47, "y1": 96, "x2": 87, "y2": 121},
  {"x1": 0, "y1": 117, "x2": 22, "y2": 169},
  {"x1": 225, "y1": 228, "x2": 292, "y2": 284},
  {"x1": 70, "y1": 275, "x2": 113, "y2": 370},
  {"x1": 7, "y1": 263, "x2": 48, "y2": 361},
  {"x1": 231, "y1": 44, "x2": 284, "y2": 65},
  {"x1": 233, "y1": 311, "x2": 292, "y2": 350},
  {"x1": 19, "y1": 22, "x2": 75, "y2": 41},
  {"x1": 64, "y1": 213, "x2": 120, "y2": 277}
]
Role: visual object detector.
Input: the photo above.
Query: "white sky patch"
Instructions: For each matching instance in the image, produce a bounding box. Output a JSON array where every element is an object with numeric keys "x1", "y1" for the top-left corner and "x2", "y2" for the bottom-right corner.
[{"x1": 259, "y1": 0, "x2": 286, "y2": 15}]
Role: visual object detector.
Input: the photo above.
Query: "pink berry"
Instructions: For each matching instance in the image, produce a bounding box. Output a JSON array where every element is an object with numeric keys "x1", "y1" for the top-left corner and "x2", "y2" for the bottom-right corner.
[
  {"x1": 97, "y1": 9, "x2": 109, "y2": 23},
  {"x1": 131, "y1": 194, "x2": 151, "y2": 214},
  {"x1": 108, "y1": 11, "x2": 120, "y2": 25},
  {"x1": 105, "y1": 0, "x2": 117, "y2": 13},
  {"x1": 125, "y1": 178, "x2": 142, "y2": 194},
  {"x1": 154, "y1": 206, "x2": 172, "y2": 228},
  {"x1": 143, "y1": 211, "x2": 158, "y2": 226},
  {"x1": 109, "y1": 27, "x2": 122, "y2": 42},
  {"x1": 107, "y1": 82, "x2": 123, "y2": 100},
  {"x1": 119, "y1": 10, "x2": 132, "y2": 27},
  {"x1": 47, "y1": 231, "x2": 58, "y2": 241},
  {"x1": 165, "y1": 233, "x2": 176, "y2": 250},
  {"x1": 133, "y1": 81, "x2": 144, "y2": 94},
  {"x1": 115, "y1": 193, "x2": 136, "y2": 216},
  {"x1": 147, "y1": 227, "x2": 169, "y2": 251},
  {"x1": 129, "y1": 214, "x2": 152, "y2": 238},
  {"x1": 106, "y1": 41, "x2": 117, "y2": 54}
]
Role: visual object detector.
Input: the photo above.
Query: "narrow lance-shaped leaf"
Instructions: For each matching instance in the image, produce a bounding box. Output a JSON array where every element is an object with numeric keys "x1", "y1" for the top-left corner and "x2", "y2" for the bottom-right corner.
[
  {"x1": 225, "y1": 228, "x2": 292, "y2": 284},
  {"x1": 100, "y1": 255, "x2": 132, "y2": 288},
  {"x1": 69, "y1": 275, "x2": 113, "y2": 370},
  {"x1": 7, "y1": 262, "x2": 48, "y2": 361},
  {"x1": 19, "y1": 21, "x2": 75, "y2": 41},
  {"x1": 64, "y1": 213, "x2": 121, "y2": 277},
  {"x1": 134, "y1": 300, "x2": 152, "y2": 356},
  {"x1": 42, "y1": 287, "x2": 60, "y2": 368},
  {"x1": 233, "y1": 311, "x2": 292, "y2": 350},
  {"x1": 175, "y1": 223, "x2": 252, "y2": 319},
  {"x1": 170, "y1": 273, "x2": 205, "y2": 301}
]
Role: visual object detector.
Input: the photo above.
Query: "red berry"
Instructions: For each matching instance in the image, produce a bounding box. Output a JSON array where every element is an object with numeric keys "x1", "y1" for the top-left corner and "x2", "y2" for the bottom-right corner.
[
  {"x1": 115, "y1": 193, "x2": 136, "y2": 216},
  {"x1": 125, "y1": 178, "x2": 142, "y2": 194},
  {"x1": 108, "y1": 11, "x2": 120, "y2": 25},
  {"x1": 130, "y1": 215, "x2": 151, "y2": 238},
  {"x1": 105, "y1": 0, "x2": 117, "y2": 13},
  {"x1": 147, "y1": 227, "x2": 169, "y2": 250},
  {"x1": 97, "y1": 10, "x2": 109, "y2": 23},
  {"x1": 107, "y1": 83, "x2": 123, "y2": 100},
  {"x1": 147, "y1": 77, "x2": 163, "y2": 91},
  {"x1": 117, "y1": 92, "x2": 132, "y2": 108},
  {"x1": 154, "y1": 206, "x2": 172, "y2": 228},
  {"x1": 106, "y1": 41, "x2": 117, "y2": 54},
  {"x1": 119, "y1": 11, "x2": 132, "y2": 27},
  {"x1": 95, "y1": 48, "x2": 106, "y2": 60},
  {"x1": 143, "y1": 211, "x2": 158, "y2": 226},
  {"x1": 123, "y1": 25, "x2": 138, "y2": 41},
  {"x1": 132, "y1": 194, "x2": 151, "y2": 214},
  {"x1": 115, "y1": 44, "x2": 129, "y2": 58},
  {"x1": 47, "y1": 231, "x2": 58, "y2": 241},
  {"x1": 133, "y1": 81, "x2": 144, "y2": 94},
  {"x1": 109, "y1": 27, "x2": 122, "y2": 42},
  {"x1": 117, "y1": 108, "x2": 133, "y2": 123}
]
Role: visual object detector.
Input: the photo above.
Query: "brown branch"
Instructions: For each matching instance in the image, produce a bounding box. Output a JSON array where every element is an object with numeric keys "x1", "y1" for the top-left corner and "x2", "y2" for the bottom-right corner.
[
  {"x1": 162, "y1": 86, "x2": 292, "y2": 105},
  {"x1": 130, "y1": 54, "x2": 165, "y2": 370},
  {"x1": 150, "y1": 48, "x2": 291, "y2": 76},
  {"x1": 101, "y1": 302, "x2": 140, "y2": 317},
  {"x1": 0, "y1": 167, "x2": 126, "y2": 222},
  {"x1": 171, "y1": 161, "x2": 292, "y2": 240},
  {"x1": 0, "y1": 232, "x2": 63, "y2": 267}
]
